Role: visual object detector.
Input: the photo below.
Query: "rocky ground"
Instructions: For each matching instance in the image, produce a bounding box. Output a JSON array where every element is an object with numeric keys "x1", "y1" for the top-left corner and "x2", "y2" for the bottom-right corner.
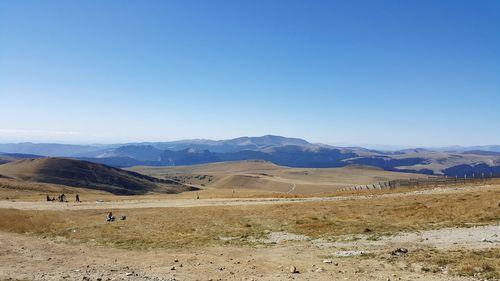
[
  {"x1": 1, "y1": 223, "x2": 498, "y2": 281},
  {"x1": 1, "y1": 184, "x2": 498, "y2": 281}
]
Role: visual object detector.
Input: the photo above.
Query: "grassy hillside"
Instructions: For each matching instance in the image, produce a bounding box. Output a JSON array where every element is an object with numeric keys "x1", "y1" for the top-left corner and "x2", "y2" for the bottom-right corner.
[
  {"x1": 0, "y1": 157, "x2": 196, "y2": 195},
  {"x1": 130, "y1": 160, "x2": 430, "y2": 194}
]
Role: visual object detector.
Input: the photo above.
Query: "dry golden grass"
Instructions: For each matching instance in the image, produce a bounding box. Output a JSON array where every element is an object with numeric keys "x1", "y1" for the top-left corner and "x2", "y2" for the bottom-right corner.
[
  {"x1": 2, "y1": 175, "x2": 499, "y2": 203},
  {"x1": 0, "y1": 178, "x2": 111, "y2": 201},
  {"x1": 1, "y1": 187, "x2": 498, "y2": 250},
  {"x1": 404, "y1": 248, "x2": 500, "y2": 279},
  {"x1": 130, "y1": 161, "x2": 432, "y2": 193}
]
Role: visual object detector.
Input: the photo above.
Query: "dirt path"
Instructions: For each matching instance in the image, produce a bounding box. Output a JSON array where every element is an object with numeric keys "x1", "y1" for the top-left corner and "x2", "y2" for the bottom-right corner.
[
  {"x1": 2, "y1": 223, "x2": 493, "y2": 281},
  {"x1": 313, "y1": 224, "x2": 500, "y2": 251},
  {"x1": 0, "y1": 185, "x2": 496, "y2": 211}
]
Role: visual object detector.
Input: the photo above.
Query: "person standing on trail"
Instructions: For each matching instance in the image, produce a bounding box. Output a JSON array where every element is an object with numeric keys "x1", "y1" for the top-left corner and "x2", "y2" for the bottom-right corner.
[{"x1": 75, "y1": 194, "x2": 80, "y2": 203}]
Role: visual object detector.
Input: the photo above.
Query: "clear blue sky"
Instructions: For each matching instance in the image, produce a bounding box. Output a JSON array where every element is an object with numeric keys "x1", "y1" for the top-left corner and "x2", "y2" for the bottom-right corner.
[{"x1": 1, "y1": 0, "x2": 499, "y2": 147}]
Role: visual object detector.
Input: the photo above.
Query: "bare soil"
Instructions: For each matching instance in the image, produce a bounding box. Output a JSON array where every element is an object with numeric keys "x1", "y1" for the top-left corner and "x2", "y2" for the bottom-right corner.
[
  {"x1": 1, "y1": 224, "x2": 496, "y2": 281},
  {"x1": 0, "y1": 184, "x2": 498, "y2": 281}
]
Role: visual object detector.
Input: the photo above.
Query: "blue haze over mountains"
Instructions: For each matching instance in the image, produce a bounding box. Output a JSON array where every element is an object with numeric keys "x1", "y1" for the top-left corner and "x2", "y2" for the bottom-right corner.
[{"x1": 0, "y1": 135, "x2": 499, "y2": 177}]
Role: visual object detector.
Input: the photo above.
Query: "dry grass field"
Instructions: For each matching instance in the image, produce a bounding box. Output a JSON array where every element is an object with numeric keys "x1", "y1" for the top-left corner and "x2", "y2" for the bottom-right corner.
[
  {"x1": 129, "y1": 160, "x2": 432, "y2": 193},
  {"x1": 1, "y1": 182, "x2": 499, "y2": 280},
  {"x1": 0, "y1": 161, "x2": 499, "y2": 280},
  {"x1": 1, "y1": 186, "x2": 498, "y2": 249}
]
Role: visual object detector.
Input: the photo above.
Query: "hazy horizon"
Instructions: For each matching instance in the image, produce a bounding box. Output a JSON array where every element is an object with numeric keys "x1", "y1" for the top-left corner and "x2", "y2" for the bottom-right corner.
[
  {"x1": 1, "y1": 1, "x2": 499, "y2": 147},
  {"x1": 0, "y1": 133, "x2": 498, "y2": 152}
]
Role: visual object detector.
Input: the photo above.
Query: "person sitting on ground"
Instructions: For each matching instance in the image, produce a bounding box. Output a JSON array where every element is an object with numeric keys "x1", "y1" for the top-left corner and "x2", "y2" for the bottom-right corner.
[{"x1": 106, "y1": 212, "x2": 115, "y2": 222}]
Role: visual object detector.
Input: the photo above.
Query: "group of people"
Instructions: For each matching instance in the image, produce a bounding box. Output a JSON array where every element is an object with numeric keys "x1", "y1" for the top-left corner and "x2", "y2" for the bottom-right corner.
[
  {"x1": 44, "y1": 194, "x2": 126, "y2": 223},
  {"x1": 46, "y1": 193, "x2": 80, "y2": 203},
  {"x1": 106, "y1": 212, "x2": 126, "y2": 222}
]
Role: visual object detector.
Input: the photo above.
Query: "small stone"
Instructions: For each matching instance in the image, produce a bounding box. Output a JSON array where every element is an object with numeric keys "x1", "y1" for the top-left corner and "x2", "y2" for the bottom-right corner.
[
  {"x1": 323, "y1": 259, "x2": 333, "y2": 264},
  {"x1": 170, "y1": 266, "x2": 176, "y2": 270},
  {"x1": 290, "y1": 266, "x2": 299, "y2": 273},
  {"x1": 391, "y1": 248, "x2": 409, "y2": 256},
  {"x1": 315, "y1": 267, "x2": 325, "y2": 273}
]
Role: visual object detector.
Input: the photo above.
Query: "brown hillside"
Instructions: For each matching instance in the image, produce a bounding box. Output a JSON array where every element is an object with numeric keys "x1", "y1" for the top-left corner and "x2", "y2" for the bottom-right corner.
[
  {"x1": 130, "y1": 160, "x2": 431, "y2": 194},
  {"x1": 0, "y1": 157, "x2": 196, "y2": 195}
]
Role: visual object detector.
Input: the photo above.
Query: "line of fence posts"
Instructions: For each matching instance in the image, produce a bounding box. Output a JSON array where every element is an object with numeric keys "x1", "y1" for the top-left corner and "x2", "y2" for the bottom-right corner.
[{"x1": 347, "y1": 172, "x2": 499, "y2": 191}]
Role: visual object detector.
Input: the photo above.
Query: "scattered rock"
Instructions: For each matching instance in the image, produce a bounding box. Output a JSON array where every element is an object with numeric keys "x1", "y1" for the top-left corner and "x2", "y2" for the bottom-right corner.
[
  {"x1": 334, "y1": 250, "x2": 367, "y2": 257},
  {"x1": 323, "y1": 259, "x2": 333, "y2": 264},
  {"x1": 290, "y1": 266, "x2": 299, "y2": 273},
  {"x1": 391, "y1": 248, "x2": 409, "y2": 256},
  {"x1": 253, "y1": 232, "x2": 309, "y2": 244},
  {"x1": 315, "y1": 267, "x2": 325, "y2": 273}
]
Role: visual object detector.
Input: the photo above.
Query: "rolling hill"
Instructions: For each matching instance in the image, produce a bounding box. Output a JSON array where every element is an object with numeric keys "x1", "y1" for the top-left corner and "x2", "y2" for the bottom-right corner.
[
  {"x1": 0, "y1": 158, "x2": 196, "y2": 195},
  {"x1": 0, "y1": 153, "x2": 44, "y2": 165},
  {"x1": 130, "y1": 160, "x2": 431, "y2": 194}
]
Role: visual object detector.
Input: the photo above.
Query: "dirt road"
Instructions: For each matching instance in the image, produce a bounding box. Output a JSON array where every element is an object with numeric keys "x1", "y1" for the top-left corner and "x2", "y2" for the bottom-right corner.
[{"x1": 0, "y1": 185, "x2": 495, "y2": 211}]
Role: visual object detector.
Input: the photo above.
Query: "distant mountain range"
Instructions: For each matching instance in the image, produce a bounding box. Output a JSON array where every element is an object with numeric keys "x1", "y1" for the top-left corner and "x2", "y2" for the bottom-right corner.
[
  {"x1": 0, "y1": 135, "x2": 314, "y2": 156},
  {"x1": 1, "y1": 135, "x2": 499, "y2": 177}
]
